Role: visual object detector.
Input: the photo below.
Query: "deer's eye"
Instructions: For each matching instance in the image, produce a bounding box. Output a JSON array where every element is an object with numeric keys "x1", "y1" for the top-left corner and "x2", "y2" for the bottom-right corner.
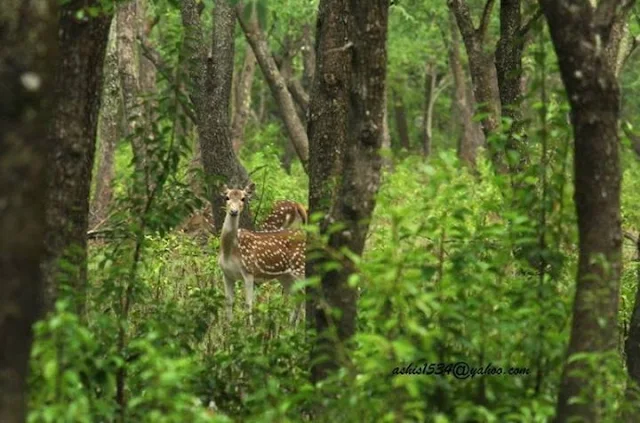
[
  {"x1": 225, "y1": 196, "x2": 230, "y2": 201},
  {"x1": 241, "y1": 197, "x2": 245, "y2": 202}
]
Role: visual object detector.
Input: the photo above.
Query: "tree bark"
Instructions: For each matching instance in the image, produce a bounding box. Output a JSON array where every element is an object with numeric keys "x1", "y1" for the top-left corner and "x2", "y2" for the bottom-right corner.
[
  {"x1": 91, "y1": 23, "x2": 121, "y2": 229},
  {"x1": 236, "y1": 2, "x2": 310, "y2": 168},
  {"x1": 624, "y1": 233, "x2": 640, "y2": 419},
  {"x1": 392, "y1": 88, "x2": 411, "y2": 151},
  {"x1": 231, "y1": 47, "x2": 257, "y2": 152},
  {"x1": 495, "y1": 0, "x2": 526, "y2": 170},
  {"x1": 302, "y1": 23, "x2": 316, "y2": 90},
  {"x1": 43, "y1": 1, "x2": 112, "y2": 314},
  {"x1": 306, "y1": 0, "x2": 353, "y2": 376},
  {"x1": 137, "y1": 0, "x2": 157, "y2": 100},
  {"x1": 0, "y1": 2, "x2": 57, "y2": 421},
  {"x1": 181, "y1": 0, "x2": 253, "y2": 233},
  {"x1": 540, "y1": 2, "x2": 624, "y2": 422},
  {"x1": 448, "y1": 10, "x2": 484, "y2": 166},
  {"x1": 117, "y1": 0, "x2": 147, "y2": 178},
  {"x1": 308, "y1": 0, "x2": 389, "y2": 383},
  {"x1": 448, "y1": 0, "x2": 504, "y2": 170}
]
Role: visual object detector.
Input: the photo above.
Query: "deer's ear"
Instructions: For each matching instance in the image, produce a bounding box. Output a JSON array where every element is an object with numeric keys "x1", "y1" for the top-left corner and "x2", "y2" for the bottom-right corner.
[
  {"x1": 244, "y1": 182, "x2": 256, "y2": 198},
  {"x1": 220, "y1": 184, "x2": 230, "y2": 197}
]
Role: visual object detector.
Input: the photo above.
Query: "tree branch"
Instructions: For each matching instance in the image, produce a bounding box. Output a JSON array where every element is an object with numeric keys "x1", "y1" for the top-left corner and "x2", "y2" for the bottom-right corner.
[
  {"x1": 518, "y1": 8, "x2": 543, "y2": 38},
  {"x1": 137, "y1": 36, "x2": 197, "y2": 123},
  {"x1": 235, "y1": 1, "x2": 310, "y2": 166},
  {"x1": 288, "y1": 78, "x2": 310, "y2": 113},
  {"x1": 624, "y1": 230, "x2": 639, "y2": 243},
  {"x1": 594, "y1": 0, "x2": 632, "y2": 43},
  {"x1": 447, "y1": 0, "x2": 477, "y2": 44},
  {"x1": 478, "y1": 0, "x2": 496, "y2": 40}
]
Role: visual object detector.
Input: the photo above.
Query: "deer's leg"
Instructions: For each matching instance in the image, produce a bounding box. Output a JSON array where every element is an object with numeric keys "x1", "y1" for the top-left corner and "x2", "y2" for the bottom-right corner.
[
  {"x1": 280, "y1": 275, "x2": 301, "y2": 326},
  {"x1": 223, "y1": 274, "x2": 235, "y2": 321},
  {"x1": 242, "y1": 272, "x2": 255, "y2": 326}
]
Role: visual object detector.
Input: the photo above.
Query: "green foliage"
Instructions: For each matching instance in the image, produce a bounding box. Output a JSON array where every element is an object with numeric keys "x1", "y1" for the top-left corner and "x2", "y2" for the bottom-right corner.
[{"x1": 28, "y1": 1, "x2": 640, "y2": 422}]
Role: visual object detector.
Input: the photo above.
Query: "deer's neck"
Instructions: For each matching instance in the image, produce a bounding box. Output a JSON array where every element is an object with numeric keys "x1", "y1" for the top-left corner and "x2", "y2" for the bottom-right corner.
[{"x1": 220, "y1": 213, "x2": 239, "y2": 259}]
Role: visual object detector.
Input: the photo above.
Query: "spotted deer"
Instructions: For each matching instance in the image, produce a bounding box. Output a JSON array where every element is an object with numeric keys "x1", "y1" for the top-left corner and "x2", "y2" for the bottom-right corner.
[
  {"x1": 260, "y1": 200, "x2": 308, "y2": 231},
  {"x1": 218, "y1": 183, "x2": 305, "y2": 325}
]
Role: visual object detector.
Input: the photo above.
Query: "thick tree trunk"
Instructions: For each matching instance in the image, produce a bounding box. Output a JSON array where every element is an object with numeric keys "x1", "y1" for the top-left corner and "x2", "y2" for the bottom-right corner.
[
  {"x1": 232, "y1": 47, "x2": 257, "y2": 152},
  {"x1": 181, "y1": 0, "x2": 252, "y2": 233},
  {"x1": 236, "y1": 2, "x2": 310, "y2": 168},
  {"x1": 91, "y1": 24, "x2": 121, "y2": 229},
  {"x1": 0, "y1": 2, "x2": 57, "y2": 421},
  {"x1": 449, "y1": 10, "x2": 484, "y2": 166},
  {"x1": 306, "y1": 0, "x2": 352, "y2": 374},
  {"x1": 392, "y1": 88, "x2": 411, "y2": 151},
  {"x1": 540, "y1": 2, "x2": 624, "y2": 422},
  {"x1": 43, "y1": 1, "x2": 112, "y2": 314},
  {"x1": 308, "y1": 0, "x2": 389, "y2": 383}
]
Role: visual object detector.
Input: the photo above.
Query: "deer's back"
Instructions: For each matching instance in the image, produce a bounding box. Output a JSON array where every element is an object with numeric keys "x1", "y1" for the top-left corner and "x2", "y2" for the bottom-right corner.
[{"x1": 237, "y1": 229, "x2": 305, "y2": 280}]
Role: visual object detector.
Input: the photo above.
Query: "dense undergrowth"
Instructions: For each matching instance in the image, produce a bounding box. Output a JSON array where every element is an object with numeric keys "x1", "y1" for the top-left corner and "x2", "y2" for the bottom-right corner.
[
  {"x1": 25, "y1": 17, "x2": 640, "y2": 418},
  {"x1": 26, "y1": 126, "x2": 640, "y2": 421}
]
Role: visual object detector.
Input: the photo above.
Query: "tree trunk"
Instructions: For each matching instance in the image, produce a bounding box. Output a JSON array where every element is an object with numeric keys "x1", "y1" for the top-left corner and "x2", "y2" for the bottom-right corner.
[
  {"x1": 302, "y1": 23, "x2": 316, "y2": 90},
  {"x1": 137, "y1": 0, "x2": 157, "y2": 124},
  {"x1": 137, "y1": 0, "x2": 156, "y2": 94},
  {"x1": 448, "y1": 0, "x2": 503, "y2": 170},
  {"x1": 181, "y1": 0, "x2": 253, "y2": 233},
  {"x1": 421, "y1": 63, "x2": 448, "y2": 157},
  {"x1": 306, "y1": 0, "x2": 352, "y2": 375},
  {"x1": 0, "y1": 2, "x2": 57, "y2": 421},
  {"x1": 495, "y1": 0, "x2": 527, "y2": 171},
  {"x1": 91, "y1": 24, "x2": 121, "y2": 229},
  {"x1": 449, "y1": 10, "x2": 484, "y2": 166},
  {"x1": 117, "y1": 0, "x2": 148, "y2": 183},
  {"x1": 236, "y1": 2, "x2": 310, "y2": 168},
  {"x1": 232, "y1": 47, "x2": 257, "y2": 152},
  {"x1": 540, "y1": 2, "x2": 623, "y2": 422},
  {"x1": 43, "y1": 1, "x2": 112, "y2": 314},
  {"x1": 308, "y1": 0, "x2": 389, "y2": 383},
  {"x1": 625, "y1": 233, "x2": 640, "y2": 419},
  {"x1": 392, "y1": 88, "x2": 411, "y2": 151}
]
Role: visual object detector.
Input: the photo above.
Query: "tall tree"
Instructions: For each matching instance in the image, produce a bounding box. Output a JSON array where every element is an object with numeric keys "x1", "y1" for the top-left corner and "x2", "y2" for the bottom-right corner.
[
  {"x1": 421, "y1": 62, "x2": 449, "y2": 157},
  {"x1": 539, "y1": 1, "x2": 626, "y2": 421},
  {"x1": 236, "y1": 2, "x2": 310, "y2": 168},
  {"x1": 448, "y1": 10, "x2": 484, "y2": 165},
  {"x1": 117, "y1": 0, "x2": 154, "y2": 186},
  {"x1": 392, "y1": 88, "x2": 411, "y2": 150},
  {"x1": 43, "y1": 1, "x2": 113, "y2": 314},
  {"x1": 232, "y1": 47, "x2": 257, "y2": 152},
  {"x1": 448, "y1": 0, "x2": 502, "y2": 167},
  {"x1": 180, "y1": 0, "x2": 252, "y2": 233},
  {"x1": 625, "y1": 232, "x2": 640, "y2": 417},
  {"x1": 0, "y1": 1, "x2": 58, "y2": 421},
  {"x1": 91, "y1": 23, "x2": 122, "y2": 229},
  {"x1": 307, "y1": 0, "x2": 389, "y2": 382}
]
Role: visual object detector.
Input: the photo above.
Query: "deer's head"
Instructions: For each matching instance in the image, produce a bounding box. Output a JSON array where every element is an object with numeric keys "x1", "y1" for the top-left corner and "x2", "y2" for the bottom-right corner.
[{"x1": 221, "y1": 183, "x2": 255, "y2": 218}]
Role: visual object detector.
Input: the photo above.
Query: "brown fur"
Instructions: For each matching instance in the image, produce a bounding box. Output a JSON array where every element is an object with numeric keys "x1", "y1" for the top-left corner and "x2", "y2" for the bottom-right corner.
[
  {"x1": 218, "y1": 184, "x2": 304, "y2": 324},
  {"x1": 260, "y1": 200, "x2": 308, "y2": 231},
  {"x1": 237, "y1": 228, "x2": 305, "y2": 282}
]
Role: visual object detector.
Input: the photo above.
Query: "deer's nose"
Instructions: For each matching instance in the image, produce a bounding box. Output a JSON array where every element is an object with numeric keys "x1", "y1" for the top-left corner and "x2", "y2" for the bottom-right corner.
[{"x1": 230, "y1": 209, "x2": 239, "y2": 217}]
